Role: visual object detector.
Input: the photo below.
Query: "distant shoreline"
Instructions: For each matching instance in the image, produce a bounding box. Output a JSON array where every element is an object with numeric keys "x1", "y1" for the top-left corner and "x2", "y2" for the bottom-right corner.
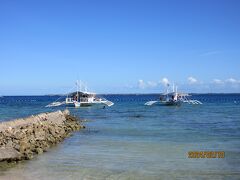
[{"x1": 1, "y1": 93, "x2": 240, "y2": 97}]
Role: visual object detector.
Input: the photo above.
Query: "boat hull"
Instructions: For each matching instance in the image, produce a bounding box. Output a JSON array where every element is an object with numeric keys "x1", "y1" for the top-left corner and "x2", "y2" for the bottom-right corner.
[
  {"x1": 159, "y1": 100, "x2": 182, "y2": 106},
  {"x1": 74, "y1": 100, "x2": 113, "y2": 108}
]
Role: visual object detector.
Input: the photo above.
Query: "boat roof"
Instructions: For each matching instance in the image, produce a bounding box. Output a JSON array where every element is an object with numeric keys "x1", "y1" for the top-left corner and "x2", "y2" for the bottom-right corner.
[
  {"x1": 68, "y1": 91, "x2": 96, "y2": 96},
  {"x1": 162, "y1": 92, "x2": 190, "y2": 96}
]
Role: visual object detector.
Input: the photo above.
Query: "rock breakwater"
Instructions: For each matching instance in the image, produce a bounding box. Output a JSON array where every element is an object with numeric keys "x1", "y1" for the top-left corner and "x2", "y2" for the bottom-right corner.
[{"x1": 0, "y1": 110, "x2": 84, "y2": 162}]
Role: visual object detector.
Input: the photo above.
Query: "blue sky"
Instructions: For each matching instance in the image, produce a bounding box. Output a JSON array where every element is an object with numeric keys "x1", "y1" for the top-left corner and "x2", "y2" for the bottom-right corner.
[{"x1": 0, "y1": 0, "x2": 240, "y2": 95}]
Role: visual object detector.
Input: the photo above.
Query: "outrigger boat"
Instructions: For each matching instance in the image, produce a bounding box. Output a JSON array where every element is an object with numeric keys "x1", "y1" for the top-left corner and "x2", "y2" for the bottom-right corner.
[
  {"x1": 46, "y1": 81, "x2": 114, "y2": 108},
  {"x1": 145, "y1": 84, "x2": 202, "y2": 106},
  {"x1": 66, "y1": 91, "x2": 114, "y2": 107}
]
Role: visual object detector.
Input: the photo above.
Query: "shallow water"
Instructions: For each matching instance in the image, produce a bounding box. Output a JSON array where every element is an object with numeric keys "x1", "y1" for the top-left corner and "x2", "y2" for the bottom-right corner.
[{"x1": 0, "y1": 94, "x2": 240, "y2": 179}]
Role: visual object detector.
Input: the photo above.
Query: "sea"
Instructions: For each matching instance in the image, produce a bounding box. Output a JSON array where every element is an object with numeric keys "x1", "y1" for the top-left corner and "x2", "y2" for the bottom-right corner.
[{"x1": 0, "y1": 94, "x2": 240, "y2": 180}]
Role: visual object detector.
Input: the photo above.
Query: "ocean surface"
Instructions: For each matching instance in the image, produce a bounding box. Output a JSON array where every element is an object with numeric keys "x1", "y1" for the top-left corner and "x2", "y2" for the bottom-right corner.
[{"x1": 0, "y1": 94, "x2": 240, "y2": 179}]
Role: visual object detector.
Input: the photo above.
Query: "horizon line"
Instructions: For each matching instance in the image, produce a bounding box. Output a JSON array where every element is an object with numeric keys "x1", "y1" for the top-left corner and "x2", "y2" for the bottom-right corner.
[{"x1": 1, "y1": 92, "x2": 240, "y2": 96}]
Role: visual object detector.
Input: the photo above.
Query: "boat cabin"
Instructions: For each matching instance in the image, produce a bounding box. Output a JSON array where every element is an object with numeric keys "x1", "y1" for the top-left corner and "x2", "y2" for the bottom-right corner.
[{"x1": 66, "y1": 91, "x2": 96, "y2": 104}]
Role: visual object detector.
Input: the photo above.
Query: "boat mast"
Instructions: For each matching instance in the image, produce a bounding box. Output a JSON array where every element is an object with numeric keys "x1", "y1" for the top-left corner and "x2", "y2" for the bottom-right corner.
[
  {"x1": 77, "y1": 80, "x2": 79, "y2": 101},
  {"x1": 85, "y1": 83, "x2": 87, "y2": 92},
  {"x1": 176, "y1": 85, "x2": 178, "y2": 99},
  {"x1": 79, "y1": 80, "x2": 81, "y2": 92},
  {"x1": 166, "y1": 83, "x2": 169, "y2": 100}
]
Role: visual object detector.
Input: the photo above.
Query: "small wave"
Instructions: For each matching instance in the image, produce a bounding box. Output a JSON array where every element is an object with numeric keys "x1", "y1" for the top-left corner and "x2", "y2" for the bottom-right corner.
[{"x1": 129, "y1": 114, "x2": 144, "y2": 118}]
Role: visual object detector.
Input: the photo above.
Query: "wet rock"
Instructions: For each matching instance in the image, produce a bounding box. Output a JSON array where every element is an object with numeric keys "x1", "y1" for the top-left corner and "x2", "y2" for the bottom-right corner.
[
  {"x1": 24, "y1": 150, "x2": 34, "y2": 160},
  {"x1": 35, "y1": 148, "x2": 43, "y2": 154}
]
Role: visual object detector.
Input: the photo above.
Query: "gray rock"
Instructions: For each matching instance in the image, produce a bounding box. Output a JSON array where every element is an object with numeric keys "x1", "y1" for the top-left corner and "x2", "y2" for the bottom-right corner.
[{"x1": 0, "y1": 148, "x2": 21, "y2": 162}]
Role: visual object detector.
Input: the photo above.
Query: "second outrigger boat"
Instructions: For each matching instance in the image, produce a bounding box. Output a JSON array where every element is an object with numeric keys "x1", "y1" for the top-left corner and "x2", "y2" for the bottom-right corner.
[
  {"x1": 46, "y1": 81, "x2": 114, "y2": 108},
  {"x1": 145, "y1": 84, "x2": 202, "y2": 106}
]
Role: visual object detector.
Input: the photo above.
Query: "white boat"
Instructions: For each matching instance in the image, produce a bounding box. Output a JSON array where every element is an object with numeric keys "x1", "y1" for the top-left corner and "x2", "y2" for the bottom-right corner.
[
  {"x1": 66, "y1": 91, "x2": 114, "y2": 108},
  {"x1": 46, "y1": 81, "x2": 114, "y2": 108},
  {"x1": 145, "y1": 84, "x2": 202, "y2": 106}
]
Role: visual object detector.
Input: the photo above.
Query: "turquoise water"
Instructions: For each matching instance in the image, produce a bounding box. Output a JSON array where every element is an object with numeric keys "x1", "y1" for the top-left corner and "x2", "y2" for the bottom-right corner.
[{"x1": 0, "y1": 94, "x2": 240, "y2": 179}]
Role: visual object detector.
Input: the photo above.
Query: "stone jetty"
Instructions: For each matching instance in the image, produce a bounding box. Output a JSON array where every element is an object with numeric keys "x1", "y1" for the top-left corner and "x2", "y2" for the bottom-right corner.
[{"x1": 0, "y1": 110, "x2": 84, "y2": 162}]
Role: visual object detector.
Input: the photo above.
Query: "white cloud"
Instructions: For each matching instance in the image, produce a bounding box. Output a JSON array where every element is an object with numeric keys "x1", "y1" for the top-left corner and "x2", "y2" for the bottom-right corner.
[
  {"x1": 188, "y1": 77, "x2": 198, "y2": 84},
  {"x1": 212, "y1": 78, "x2": 240, "y2": 85},
  {"x1": 138, "y1": 79, "x2": 146, "y2": 89},
  {"x1": 226, "y1": 78, "x2": 240, "y2": 84},
  {"x1": 160, "y1": 78, "x2": 170, "y2": 87},
  {"x1": 124, "y1": 84, "x2": 134, "y2": 88},
  {"x1": 138, "y1": 80, "x2": 158, "y2": 89},
  {"x1": 147, "y1": 81, "x2": 158, "y2": 87},
  {"x1": 213, "y1": 79, "x2": 224, "y2": 84},
  {"x1": 136, "y1": 77, "x2": 240, "y2": 92}
]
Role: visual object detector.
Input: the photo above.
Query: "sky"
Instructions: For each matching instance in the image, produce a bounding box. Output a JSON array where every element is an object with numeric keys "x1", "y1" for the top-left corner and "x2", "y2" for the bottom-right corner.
[{"x1": 0, "y1": 0, "x2": 240, "y2": 95}]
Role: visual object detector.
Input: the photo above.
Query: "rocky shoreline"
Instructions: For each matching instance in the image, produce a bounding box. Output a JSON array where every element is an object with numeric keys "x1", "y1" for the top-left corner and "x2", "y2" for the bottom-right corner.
[{"x1": 0, "y1": 110, "x2": 84, "y2": 163}]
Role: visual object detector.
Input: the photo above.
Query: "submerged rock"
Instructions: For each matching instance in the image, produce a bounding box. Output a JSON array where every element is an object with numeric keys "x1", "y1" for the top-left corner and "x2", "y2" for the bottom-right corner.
[{"x1": 0, "y1": 110, "x2": 84, "y2": 163}]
